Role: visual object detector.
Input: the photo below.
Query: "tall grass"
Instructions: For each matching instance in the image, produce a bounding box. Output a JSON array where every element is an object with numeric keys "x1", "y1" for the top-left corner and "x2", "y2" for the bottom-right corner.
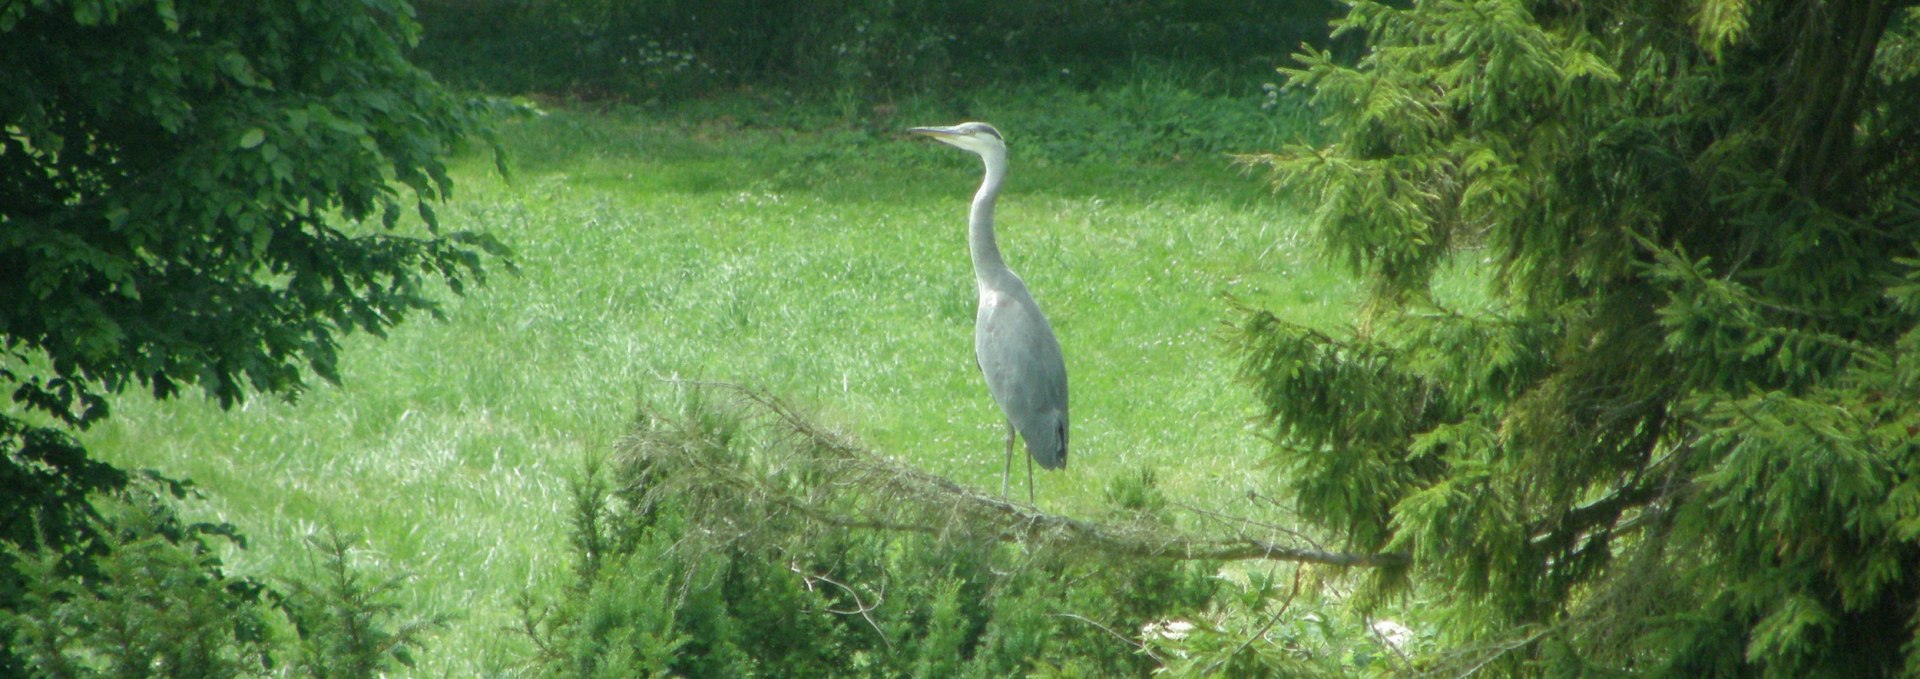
[{"x1": 78, "y1": 98, "x2": 1366, "y2": 674}]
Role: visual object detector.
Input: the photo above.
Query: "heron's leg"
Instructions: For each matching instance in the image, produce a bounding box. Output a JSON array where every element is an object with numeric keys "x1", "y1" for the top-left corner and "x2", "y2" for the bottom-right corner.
[
  {"x1": 1026, "y1": 448, "x2": 1035, "y2": 504},
  {"x1": 1001, "y1": 423, "x2": 1015, "y2": 497}
]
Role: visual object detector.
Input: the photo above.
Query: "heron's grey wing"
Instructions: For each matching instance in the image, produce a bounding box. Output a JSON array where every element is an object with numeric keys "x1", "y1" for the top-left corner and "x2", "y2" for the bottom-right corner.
[{"x1": 975, "y1": 285, "x2": 1069, "y2": 469}]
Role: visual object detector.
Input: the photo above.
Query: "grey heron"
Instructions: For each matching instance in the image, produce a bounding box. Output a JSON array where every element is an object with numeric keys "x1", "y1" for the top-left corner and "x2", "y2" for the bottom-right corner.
[{"x1": 908, "y1": 122, "x2": 1069, "y2": 503}]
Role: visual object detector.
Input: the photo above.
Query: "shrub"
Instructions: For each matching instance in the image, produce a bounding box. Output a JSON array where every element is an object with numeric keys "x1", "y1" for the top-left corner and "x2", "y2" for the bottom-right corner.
[
  {"x1": 279, "y1": 531, "x2": 447, "y2": 679},
  {"x1": 516, "y1": 395, "x2": 1226, "y2": 677},
  {"x1": 2, "y1": 490, "x2": 275, "y2": 678},
  {"x1": 2, "y1": 484, "x2": 442, "y2": 678}
]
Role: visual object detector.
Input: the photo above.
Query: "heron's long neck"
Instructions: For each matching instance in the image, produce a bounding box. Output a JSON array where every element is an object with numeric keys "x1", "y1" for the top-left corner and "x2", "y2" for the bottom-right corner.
[{"x1": 969, "y1": 152, "x2": 1016, "y2": 289}]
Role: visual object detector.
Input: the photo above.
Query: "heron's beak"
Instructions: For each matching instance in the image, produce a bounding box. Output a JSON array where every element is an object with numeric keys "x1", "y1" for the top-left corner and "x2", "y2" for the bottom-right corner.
[{"x1": 907, "y1": 126, "x2": 962, "y2": 139}]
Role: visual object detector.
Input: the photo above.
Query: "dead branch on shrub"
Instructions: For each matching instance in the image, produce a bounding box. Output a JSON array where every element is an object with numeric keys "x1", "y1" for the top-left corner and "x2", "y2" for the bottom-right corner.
[{"x1": 620, "y1": 381, "x2": 1409, "y2": 569}]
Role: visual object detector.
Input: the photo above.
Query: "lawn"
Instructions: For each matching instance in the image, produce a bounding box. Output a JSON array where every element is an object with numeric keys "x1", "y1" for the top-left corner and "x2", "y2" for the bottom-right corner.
[{"x1": 79, "y1": 107, "x2": 1366, "y2": 675}]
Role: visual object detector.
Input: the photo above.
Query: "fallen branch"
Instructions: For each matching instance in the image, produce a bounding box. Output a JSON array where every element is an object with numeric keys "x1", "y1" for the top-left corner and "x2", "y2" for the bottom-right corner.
[{"x1": 626, "y1": 381, "x2": 1410, "y2": 569}]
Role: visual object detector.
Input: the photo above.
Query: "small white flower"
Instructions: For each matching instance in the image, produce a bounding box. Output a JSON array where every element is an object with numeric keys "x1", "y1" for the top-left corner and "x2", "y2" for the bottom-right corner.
[
  {"x1": 1371, "y1": 619, "x2": 1414, "y2": 651},
  {"x1": 1141, "y1": 618, "x2": 1194, "y2": 641}
]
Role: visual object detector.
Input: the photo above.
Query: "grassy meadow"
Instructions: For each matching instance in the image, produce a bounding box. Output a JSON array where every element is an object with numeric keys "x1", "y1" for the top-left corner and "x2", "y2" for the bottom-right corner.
[{"x1": 78, "y1": 101, "x2": 1375, "y2": 674}]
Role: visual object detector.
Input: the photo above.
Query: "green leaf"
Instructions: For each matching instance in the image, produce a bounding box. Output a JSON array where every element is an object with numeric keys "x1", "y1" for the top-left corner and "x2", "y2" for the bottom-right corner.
[
  {"x1": 238, "y1": 128, "x2": 266, "y2": 149},
  {"x1": 1694, "y1": 0, "x2": 1753, "y2": 59},
  {"x1": 155, "y1": 0, "x2": 179, "y2": 32}
]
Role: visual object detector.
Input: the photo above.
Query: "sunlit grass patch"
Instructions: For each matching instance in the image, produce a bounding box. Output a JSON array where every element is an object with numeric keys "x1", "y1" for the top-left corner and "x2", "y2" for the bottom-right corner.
[{"x1": 81, "y1": 106, "x2": 1364, "y2": 675}]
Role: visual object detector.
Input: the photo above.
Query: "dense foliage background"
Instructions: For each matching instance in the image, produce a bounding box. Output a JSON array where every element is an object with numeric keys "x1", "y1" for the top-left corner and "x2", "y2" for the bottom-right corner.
[{"x1": 410, "y1": 0, "x2": 1346, "y2": 101}]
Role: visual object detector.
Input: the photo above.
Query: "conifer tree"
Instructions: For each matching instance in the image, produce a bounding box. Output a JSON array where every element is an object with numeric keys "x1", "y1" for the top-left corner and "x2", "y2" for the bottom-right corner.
[{"x1": 1240, "y1": 1, "x2": 1920, "y2": 673}]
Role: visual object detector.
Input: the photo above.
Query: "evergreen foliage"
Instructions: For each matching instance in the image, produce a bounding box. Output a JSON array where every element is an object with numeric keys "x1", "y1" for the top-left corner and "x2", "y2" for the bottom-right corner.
[
  {"x1": 1239, "y1": 0, "x2": 1920, "y2": 673},
  {"x1": 279, "y1": 531, "x2": 447, "y2": 678},
  {"x1": 3, "y1": 488, "x2": 437, "y2": 678},
  {"x1": 516, "y1": 389, "x2": 1237, "y2": 677},
  {"x1": 2, "y1": 490, "x2": 276, "y2": 678}
]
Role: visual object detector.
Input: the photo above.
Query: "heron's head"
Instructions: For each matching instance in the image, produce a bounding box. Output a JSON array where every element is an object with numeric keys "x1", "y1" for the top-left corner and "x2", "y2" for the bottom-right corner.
[{"x1": 907, "y1": 122, "x2": 1005, "y2": 158}]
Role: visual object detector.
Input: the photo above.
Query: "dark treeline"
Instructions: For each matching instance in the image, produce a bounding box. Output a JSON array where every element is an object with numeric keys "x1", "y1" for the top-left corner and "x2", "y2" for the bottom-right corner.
[{"x1": 410, "y1": 0, "x2": 1347, "y2": 99}]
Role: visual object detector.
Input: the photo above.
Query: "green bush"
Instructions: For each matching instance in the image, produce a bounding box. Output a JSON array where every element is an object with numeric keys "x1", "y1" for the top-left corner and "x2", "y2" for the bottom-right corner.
[
  {"x1": 280, "y1": 532, "x2": 447, "y2": 679},
  {"x1": 2, "y1": 485, "x2": 442, "y2": 678},
  {"x1": 3, "y1": 491, "x2": 276, "y2": 678},
  {"x1": 502, "y1": 387, "x2": 1423, "y2": 676},
  {"x1": 517, "y1": 403, "x2": 1230, "y2": 677}
]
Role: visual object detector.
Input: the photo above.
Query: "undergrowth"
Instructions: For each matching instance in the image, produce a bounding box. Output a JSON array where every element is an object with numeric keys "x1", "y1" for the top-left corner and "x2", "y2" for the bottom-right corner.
[
  {"x1": 513, "y1": 385, "x2": 1396, "y2": 677},
  {"x1": 2, "y1": 484, "x2": 441, "y2": 678}
]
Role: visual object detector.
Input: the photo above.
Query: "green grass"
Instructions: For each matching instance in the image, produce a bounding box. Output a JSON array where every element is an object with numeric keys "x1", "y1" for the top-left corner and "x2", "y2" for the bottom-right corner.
[{"x1": 79, "y1": 107, "x2": 1364, "y2": 675}]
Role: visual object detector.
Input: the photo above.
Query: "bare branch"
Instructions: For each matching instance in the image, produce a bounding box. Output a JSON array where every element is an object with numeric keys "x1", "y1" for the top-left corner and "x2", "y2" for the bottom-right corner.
[
  {"x1": 631, "y1": 380, "x2": 1411, "y2": 569},
  {"x1": 789, "y1": 563, "x2": 891, "y2": 649},
  {"x1": 1053, "y1": 613, "x2": 1158, "y2": 663}
]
